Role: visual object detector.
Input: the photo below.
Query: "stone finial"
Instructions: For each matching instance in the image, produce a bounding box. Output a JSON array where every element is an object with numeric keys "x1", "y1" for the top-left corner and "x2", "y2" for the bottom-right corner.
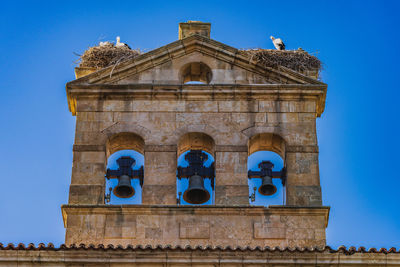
[{"x1": 179, "y1": 21, "x2": 211, "y2": 40}]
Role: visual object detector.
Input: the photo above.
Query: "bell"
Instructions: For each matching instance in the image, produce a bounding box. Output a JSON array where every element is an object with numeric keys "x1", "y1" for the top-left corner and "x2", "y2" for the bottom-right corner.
[
  {"x1": 183, "y1": 175, "x2": 210, "y2": 204},
  {"x1": 258, "y1": 175, "x2": 277, "y2": 196},
  {"x1": 113, "y1": 175, "x2": 135, "y2": 198}
]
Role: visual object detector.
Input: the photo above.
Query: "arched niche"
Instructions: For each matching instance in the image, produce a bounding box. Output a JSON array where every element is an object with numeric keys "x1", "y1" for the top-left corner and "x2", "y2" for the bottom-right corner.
[
  {"x1": 106, "y1": 132, "x2": 145, "y2": 159},
  {"x1": 247, "y1": 133, "x2": 287, "y2": 206},
  {"x1": 177, "y1": 132, "x2": 216, "y2": 205},
  {"x1": 248, "y1": 133, "x2": 286, "y2": 159},
  {"x1": 180, "y1": 62, "x2": 212, "y2": 84},
  {"x1": 177, "y1": 150, "x2": 215, "y2": 205},
  {"x1": 247, "y1": 150, "x2": 284, "y2": 206},
  {"x1": 178, "y1": 132, "x2": 215, "y2": 157},
  {"x1": 106, "y1": 149, "x2": 144, "y2": 205}
]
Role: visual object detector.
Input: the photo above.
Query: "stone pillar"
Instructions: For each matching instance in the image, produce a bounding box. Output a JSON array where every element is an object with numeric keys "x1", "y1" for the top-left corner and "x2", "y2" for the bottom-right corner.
[
  {"x1": 285, "y1": 146, "x2": 321, "y2": 206},
  {"x1": 69, "y1": 149, "x2": 106, "y2": 204},
  {"x1": 215, "y1": 148, "x2": 249, "y2": 205},
  {"x1": 67, "y1": 99, "x2": 112, "y2": 205},
  {"x1": 142, "y1": 148, "x2": 177, "y2": 205}
]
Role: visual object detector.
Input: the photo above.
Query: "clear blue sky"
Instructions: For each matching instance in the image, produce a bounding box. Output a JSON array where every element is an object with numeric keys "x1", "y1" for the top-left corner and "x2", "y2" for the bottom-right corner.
[{"x1": 0, "y1": 0, "x2": 399, "y2": 248}]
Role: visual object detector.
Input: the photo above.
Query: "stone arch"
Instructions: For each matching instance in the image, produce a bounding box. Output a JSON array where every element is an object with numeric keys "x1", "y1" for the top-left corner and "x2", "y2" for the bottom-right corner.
[
  {"x1": 177, "y1": 132, "x2": 215, "y2": 157},
  {"x1": 101, "y1": 122, "x2": 151, "y2": 144},
  {"x1": 248, "y1": 133, "x2": 286, "y2": 160},
  {"x1": 106, "y1": 132, "x2": 145, "y2": 159},
  {"x1": 179, "y1": 62, "x2": 212, "y2": 84},
  {"x1": 172, "y1": 124, "x2": 219, "y2": 146}
]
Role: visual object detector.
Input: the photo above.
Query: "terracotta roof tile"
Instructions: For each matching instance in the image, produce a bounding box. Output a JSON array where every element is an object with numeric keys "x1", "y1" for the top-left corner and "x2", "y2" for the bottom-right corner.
[{"x1": 0, "y1": 243, "x2": 398, "y2": 254}]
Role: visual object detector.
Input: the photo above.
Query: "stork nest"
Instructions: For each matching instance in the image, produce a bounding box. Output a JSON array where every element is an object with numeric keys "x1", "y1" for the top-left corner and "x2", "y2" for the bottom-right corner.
[
  {"x1": 239, "y1": 49, "x2": 321, "y2": 72},
  {"x1": 78, "y1": 43, "x2": 141, "y2": 68}
]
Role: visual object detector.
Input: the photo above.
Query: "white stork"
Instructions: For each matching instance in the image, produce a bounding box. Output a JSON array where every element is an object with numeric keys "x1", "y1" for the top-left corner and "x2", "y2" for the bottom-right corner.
[
  {"x1": 115, "y1": 36, "x2": 131, "y2": 49},
  {"x1": 99, "y1": 41, "x2": 112, "y2": 47},
  {"x1": 270, "y1": 36, "x2": 285, "y2": 50}
]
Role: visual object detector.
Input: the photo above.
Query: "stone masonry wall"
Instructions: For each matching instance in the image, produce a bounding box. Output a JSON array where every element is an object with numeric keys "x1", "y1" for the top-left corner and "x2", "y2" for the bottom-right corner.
[{"x1": 69, "y1": 98, "x2": 320, "y2": 207}]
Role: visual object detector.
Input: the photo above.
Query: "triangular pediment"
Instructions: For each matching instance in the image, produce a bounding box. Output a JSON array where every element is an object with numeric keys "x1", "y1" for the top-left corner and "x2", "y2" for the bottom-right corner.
[{"x1": 67, "y1": 34, "x2": 324, "y2": 86}]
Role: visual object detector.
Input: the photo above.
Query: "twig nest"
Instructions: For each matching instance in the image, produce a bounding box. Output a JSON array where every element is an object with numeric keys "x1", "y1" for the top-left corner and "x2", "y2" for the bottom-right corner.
[
  {"x1": 78, "y1": 45, "x2": 141, "y2": 68},
  {"x1": 240, "y1": 49, "x2": 321, "y2": 72}
]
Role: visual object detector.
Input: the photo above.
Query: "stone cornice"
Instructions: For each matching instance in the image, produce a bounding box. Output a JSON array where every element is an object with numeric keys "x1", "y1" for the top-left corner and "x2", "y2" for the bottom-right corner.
[{"x1": 66, "y1": 83, "x2": 327, "y2": 117}]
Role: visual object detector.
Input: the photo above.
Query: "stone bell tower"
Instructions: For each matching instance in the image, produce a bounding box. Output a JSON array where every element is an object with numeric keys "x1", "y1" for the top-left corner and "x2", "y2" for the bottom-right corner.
[{"x1": 63, "y1": 21, "x2": 329, "y2": 248}]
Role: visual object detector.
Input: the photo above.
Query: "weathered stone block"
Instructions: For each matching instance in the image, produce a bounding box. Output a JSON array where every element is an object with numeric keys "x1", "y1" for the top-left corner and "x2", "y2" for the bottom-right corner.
[
  {"x1": 253, "y1": 223, "x2": 286, "y2": 239},
  {"x1": 145, "y1": 227, "x2": 163, "y2": 239},
  {"x1": 73, "y1": 151, "x2": 106, "y2": 164},
  {"x1": 286, "y1": 185, "x2": 322, "y2": 206},
  {"x1": 74, "y1": 132, "x2": 108, "y2": 145},
  {"x1": 77, "y1": 111, "x2": 113, "y2": 122},
  {"x1": 286, "y1": 228, "x2": 315, "y2": 240},
  {"x1": 68, "y1": 185, "x2": 104, "y2": 204},
  {"x1": 144, "y1": 151, "x2": 177, "y2": 185},
  {"x1": 215, "y1": 172, "x2": 247, "y2": 185},
  {"x1": 142, "y1": 185, "x2": 176, "y2": 204},
  {"x1": 185, "y1": 101, "x2": 218, "y2": 112},
  {"x1": 131, "y1": 100, "x2": 186, "y2": 112},
  {"x1": 113, "y1": 111, "x2": 150, "y2": 122},
  {"x1": 215, "y1": 185, "x2": 249, "y2": 205},
  {"x1": 180, "y1": 222, "x2": 210, "y2": 239},
  {"x1": 215, "y1": 151, "x2": 247, "y2": 174},
  {"x1": 76, "y1": 99, "x2": 103, "y2": 112},
  {"x1": 218, "y1": 101, "x2": 258, "y2": 112},
  {"x1": 103, "y1": 100, "x2": 132, "y2": 111}
]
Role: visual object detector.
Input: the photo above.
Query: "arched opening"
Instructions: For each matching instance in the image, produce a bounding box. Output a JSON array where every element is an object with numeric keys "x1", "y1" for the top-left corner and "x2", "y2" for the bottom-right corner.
[
  {"x1": 177, "y1": 132, "x2": 215, "y2": 205},
  {"x1": 180, "y1": 62, "x2": 212, "y2": 84},
  {"x1": 105, "y1": 133, "x2": 145, "y2": 204},
  {"x1": 106, "y1": 132, "x2": 145, "y2": 158},
  {"x1": 248, "y1": 133, "x2": 286, "y2": 206},
  {"x1": 248, "y1": 151, "x2": 284, "y2": 206},
  {"x1": 105, "y1": 150, "x2": 144, "y2": 204}
]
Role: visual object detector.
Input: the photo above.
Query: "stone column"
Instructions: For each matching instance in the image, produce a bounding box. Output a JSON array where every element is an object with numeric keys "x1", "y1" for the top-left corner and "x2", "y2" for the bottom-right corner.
[{"x1": 214, "y1": 148, "x2": 249, "y2": 205}]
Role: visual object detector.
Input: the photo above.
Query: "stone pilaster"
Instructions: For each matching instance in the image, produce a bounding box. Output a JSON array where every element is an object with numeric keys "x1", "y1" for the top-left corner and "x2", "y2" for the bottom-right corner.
[
  {"x1": 142, "y1": 149, "x2": 177, "y2": 205},
  {"x1": 215, "y1": 149, "x2": 249, "y2": 205},
  {"x1": 285, "y1": 146, "x2": 321, "y2": 206}
]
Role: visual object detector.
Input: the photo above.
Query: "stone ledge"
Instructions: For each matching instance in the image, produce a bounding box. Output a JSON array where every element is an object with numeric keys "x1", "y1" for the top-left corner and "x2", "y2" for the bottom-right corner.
[
  {"x1": 286, "y1": 145, "x2": 319, "y2": 153},
  {"x1": 62, "y1": 205, "x2": 330, "y2": 225},
  {"x1": 73, "y1": 145, "x2": 105, "y2": 152}
]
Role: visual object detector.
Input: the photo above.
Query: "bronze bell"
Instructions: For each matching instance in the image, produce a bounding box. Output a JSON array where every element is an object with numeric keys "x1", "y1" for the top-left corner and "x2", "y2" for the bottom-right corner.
[
  {"x1": 258, "y1": 175, "x2": 277, "y2": 196},
  {"x1": 113, "y1": 174, "x2": 135, "y2": 198},
  {"x1": 183, "y1": 175, "x2": 210, "y2": 204}
]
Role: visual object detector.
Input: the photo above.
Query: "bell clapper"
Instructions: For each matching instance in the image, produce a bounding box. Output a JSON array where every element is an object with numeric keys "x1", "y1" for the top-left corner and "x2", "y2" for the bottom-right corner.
[
  {"x1": 249, "y1": 186, "x2": 257, "y2": 203},
  {"x1": 177, "y1": 192, "x2": 182, "y2": 205},
  {"x1": 105, "y1": 187, "x2": 112, "y2": 203}
]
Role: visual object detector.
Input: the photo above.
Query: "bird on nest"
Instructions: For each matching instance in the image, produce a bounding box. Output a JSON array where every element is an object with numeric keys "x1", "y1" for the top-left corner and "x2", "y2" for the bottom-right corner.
[
  {"x1": 115, "y1": 36, "x2": 131, "y2": 49},
  {"x1": 270, "y1": 36, "x2": 285, "y2": 50},
  {"x1": 99, "y1": 41, "x2": 112, "y2": 47}
]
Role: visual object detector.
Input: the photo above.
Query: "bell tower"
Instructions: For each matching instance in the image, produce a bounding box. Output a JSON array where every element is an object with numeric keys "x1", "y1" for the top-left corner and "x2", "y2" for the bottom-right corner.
[{"x1": 63, "y1": 21, "x2": 329, "y2": 248}]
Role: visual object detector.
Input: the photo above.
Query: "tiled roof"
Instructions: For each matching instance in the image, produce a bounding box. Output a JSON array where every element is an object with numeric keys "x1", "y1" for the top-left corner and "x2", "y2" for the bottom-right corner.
[{"x1": 0, "y1": 243, "x2": 398, "y2": 255}]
